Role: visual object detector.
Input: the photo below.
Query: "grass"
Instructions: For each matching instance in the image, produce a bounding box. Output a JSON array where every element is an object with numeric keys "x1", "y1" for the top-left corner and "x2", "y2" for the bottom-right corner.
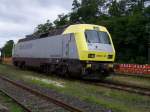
[
  {"x1": 106, "y1": 75, "x2": 150, "y2": 89},
  {"x1": 0, "y1": 91, "x2": 24, "y2": 112},
  {"x1": 0, "y1": 64, "x2": 150, "y2": 112}
]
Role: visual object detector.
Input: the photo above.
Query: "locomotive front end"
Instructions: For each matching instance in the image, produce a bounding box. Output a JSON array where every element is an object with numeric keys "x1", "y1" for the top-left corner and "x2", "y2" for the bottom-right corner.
[{"x1": 64, "y1": 24, "x2": 115, "y2": 79}]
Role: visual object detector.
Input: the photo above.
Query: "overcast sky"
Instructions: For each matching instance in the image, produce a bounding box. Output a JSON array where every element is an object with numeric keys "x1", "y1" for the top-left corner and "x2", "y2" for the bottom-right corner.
[{"x1": 0, "y1": 0, "x2": 73, "y2": 48}]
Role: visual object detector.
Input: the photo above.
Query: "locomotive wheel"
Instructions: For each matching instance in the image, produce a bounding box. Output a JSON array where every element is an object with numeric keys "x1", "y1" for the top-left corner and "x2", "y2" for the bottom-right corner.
[
  {"x1": 19, "y1": 62, "x2": 26, "y2": 69},
  {"x1": 63, "y1": 65, "x2": 69, "y2": 78},
  {"x1": 58, "y1": 65, "x2": 69, "y2": 77},
  {"x1": 43, "y1": 64, "x2": 51, "y2": 74},
  {"x1": 13, "y1": 61, "x2": 18, "y2": 67},
  {"x1": 49, "y1": 64, "x2": 56, "y2": 73},
  {"x1": 81, "y1": 67, "x2": 88, "y2": 76}
]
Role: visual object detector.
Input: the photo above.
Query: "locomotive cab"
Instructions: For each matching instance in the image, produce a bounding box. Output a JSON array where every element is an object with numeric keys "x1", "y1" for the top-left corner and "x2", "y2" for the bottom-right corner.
[
  {"x1": 63, "y1": 24, "x2": 115, "y2": 61},
  {"x1": 63, "y1": 24, "x2": 115, "y2": 78}
]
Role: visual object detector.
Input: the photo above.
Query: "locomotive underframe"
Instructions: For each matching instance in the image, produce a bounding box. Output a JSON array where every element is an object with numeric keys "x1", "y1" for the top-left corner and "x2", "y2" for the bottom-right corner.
[{"x1": 13, "y1": 57, "x2": 113, "y2": 79}]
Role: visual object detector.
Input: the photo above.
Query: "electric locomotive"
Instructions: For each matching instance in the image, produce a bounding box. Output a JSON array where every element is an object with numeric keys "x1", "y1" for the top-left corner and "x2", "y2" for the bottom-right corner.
[{"x1": 12, "y1": 24, "x2": 115, "y2": 79}]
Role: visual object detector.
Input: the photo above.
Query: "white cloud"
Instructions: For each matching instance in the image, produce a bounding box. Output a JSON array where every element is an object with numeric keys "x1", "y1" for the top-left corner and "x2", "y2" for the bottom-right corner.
[
  {"x1": 0, "y1": 0, "x2": 73, "y2": 48},
  {"x1": 145, "y1": 1, "x2": 150, "y2": 7}
]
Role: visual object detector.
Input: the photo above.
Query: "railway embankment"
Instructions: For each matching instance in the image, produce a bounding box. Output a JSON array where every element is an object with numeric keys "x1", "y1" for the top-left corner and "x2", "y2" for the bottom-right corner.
[{"x1": 0, "y1": 64, "x2": 150, "y2": 112}]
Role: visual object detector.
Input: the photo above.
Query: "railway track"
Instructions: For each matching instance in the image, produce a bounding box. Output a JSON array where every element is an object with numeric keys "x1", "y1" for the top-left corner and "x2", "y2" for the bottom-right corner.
[
  {"x1": 0, "y1": 75, "x2": 84, "y2": 112},
  {"x1": 116, "y1": 73, "x2": 150, "y2": 79},
  {"x1": 91, "y1": 80, "x2": 150, "y2": 96},
  {"x1": 0, "y1": 89, "x2": 31, "y2": 112}
]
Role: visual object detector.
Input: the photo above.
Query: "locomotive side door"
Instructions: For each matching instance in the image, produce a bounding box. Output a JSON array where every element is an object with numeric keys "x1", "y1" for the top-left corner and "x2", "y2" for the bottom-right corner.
[
  {"x1": 62, "y1": 34, "x2": 71, "y2": 59},
  {"x1": 62, "y1": 34, "x2": 78, "y2": 59}
]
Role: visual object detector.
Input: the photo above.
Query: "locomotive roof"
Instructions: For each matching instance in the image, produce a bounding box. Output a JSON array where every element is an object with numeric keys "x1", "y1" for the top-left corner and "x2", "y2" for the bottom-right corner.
[
  {"x1": 63, "y1": 24, "x2": 107, "y2": 34},
  {"x1": 18, "y1": 27, "x2": 67, "y2": 43},
  {"x1": 18, "y1": 24, "x2": 107, "y2": 43}
]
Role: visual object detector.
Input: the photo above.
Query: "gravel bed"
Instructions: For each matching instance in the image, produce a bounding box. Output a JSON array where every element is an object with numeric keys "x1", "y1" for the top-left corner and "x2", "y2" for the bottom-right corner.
[
  {"x1": 0, "y1": 104, "x2": 9, "y2": 112},
  {"x1": 0, "y1": 78, "x2": 69, "y2": 112},
  {"x1": 3, "y1": 74, "x2": 112, "y2": 112}
]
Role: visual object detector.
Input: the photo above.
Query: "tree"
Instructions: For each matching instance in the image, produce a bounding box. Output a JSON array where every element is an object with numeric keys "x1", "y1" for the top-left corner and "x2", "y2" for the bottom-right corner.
[
  {"x1": 54, "y1": 14, "x2": 70, "y2": 27},
  {"x1": 70, "y1": 0, "x2": 106, "y2": 23},
  {"x1": 70, "y1": 0, "x2": 81, "y2": 23},
  {"x1": 34, "y1": 20, "x2": 53, "y2": 35},
  {"x1": 109, "y1": 0, "x2": 121, "y2": 16},
  {"x1": 132, "y1": 0, "x2": 144, "y2": 14},
  {"x1": 72, "y1": 0, "x2": 80, "y2": 11},
  {"x1": 1, "y1": 40, "x2": 14, "y2": 57}
]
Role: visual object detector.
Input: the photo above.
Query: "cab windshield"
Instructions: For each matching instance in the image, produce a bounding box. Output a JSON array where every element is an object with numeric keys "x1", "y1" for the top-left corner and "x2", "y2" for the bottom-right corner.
[{"x1": 85, "y1": 30, "x2": 111, "y2": 44}]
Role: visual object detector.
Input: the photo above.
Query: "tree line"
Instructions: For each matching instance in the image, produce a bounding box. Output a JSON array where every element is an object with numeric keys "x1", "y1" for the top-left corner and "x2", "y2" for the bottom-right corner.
[
  {"x1": 1, "y1": 40, "x2": 14, "y2": 57},
  {"x1": 1, "y1": 0, "x2": 149, "y2": 64}
]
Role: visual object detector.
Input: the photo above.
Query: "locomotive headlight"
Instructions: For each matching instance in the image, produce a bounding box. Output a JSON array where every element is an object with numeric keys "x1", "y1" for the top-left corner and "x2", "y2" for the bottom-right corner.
[
  {"x1": 108, "y1": 55, "x2": 113, "y2": 59},
  {"x1": 108, "y1": 64, "x2": 114, "y2": 68},
  {"x1": 88, "y1": 54, "x2": 95, "y2": 58},
  {"x1": 86, "y1": 64, "x2": 92, "y2": 68}
]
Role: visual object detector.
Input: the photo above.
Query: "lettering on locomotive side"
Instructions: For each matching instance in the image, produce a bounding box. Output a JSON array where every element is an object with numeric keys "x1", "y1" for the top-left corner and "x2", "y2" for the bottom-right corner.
[
  {"x1": 96, "y1": 54, "x2": 107, "y2": 58},
  {"x1": 19, "y1": 43, "x2": 33, "y2": 50},
  {"x1": 50, "y1": 54, "x2": 61, "y2": 58}
]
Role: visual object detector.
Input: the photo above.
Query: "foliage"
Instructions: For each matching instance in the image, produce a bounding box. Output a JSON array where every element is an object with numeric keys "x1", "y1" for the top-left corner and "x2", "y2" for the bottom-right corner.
[
  {"x1": 109, "y1": 0, "x2": 122, "y2": 17},
  {"x1": 72, "y1": 0, "x2": 81, "y2": 11},
  {"x1": 1, "y1": 40, "x2": 14, "y2": 57},
  {"x1": 54, "y1": 14, "x2": 70, "y2": 27},
  {"x1": 34, "y1": 20, "x2": 53, "y2": 35},
  {"x1": 105, "y1": 13, "x2": 149, "y2": 63}
]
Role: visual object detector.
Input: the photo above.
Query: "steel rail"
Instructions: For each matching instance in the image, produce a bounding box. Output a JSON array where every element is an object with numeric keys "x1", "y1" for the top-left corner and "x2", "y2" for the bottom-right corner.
[
  {"x1": 94, "y1": 81, "x2": 150, "y2": 96},
  {"x1": 0, "y1": 75, "x2": 84, "y2": 112},
  {"x1": 115, "y1": 73, "x2": 150, "y2": 79},
  {"x1": 0, "y1": 89, "x2": 32, "y2": 112}
]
